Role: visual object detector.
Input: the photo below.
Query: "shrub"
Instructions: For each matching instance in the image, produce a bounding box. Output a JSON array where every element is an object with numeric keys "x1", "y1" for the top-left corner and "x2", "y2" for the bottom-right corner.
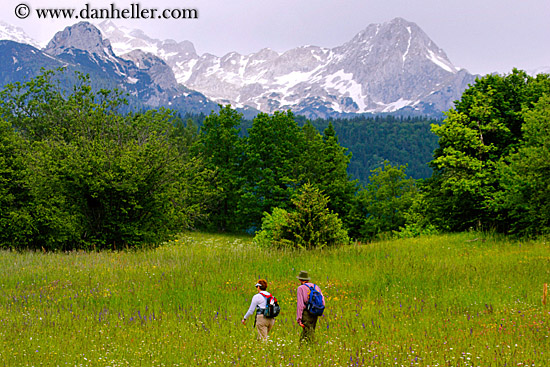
[
  {"x1": 0, "y1": 70, "x2": 205, "y2": 250},
  {"x1": 254, "y1": 183, "x2": 349, "y2": 249}
]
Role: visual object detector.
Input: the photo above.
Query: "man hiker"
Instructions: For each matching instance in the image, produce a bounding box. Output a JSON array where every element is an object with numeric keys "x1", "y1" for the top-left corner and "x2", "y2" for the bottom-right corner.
[{"x1": 296, "y1": 270, "x2": 325, "y2": 343}]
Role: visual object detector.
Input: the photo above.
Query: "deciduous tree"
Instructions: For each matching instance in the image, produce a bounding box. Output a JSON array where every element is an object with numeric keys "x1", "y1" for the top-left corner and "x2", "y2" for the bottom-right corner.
[
  {"x1": 0, "y1": 70, "x2": 207, "y2": 250},
  {"x1": 350, "y1": 161, "x2": 418, "y2": 239},
  {"x1": 496, "y1": 94, "x2": 550, "y2": 235},
  {"x1": 426, "y1": 69, "x2": 550, "y2": 232}
]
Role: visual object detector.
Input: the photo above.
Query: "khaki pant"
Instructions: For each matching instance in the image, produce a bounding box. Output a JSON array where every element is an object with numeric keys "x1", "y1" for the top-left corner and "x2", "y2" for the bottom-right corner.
[
  {"x1": 255, "y1": 314, "x2": 275, "y2": 340},
  {"x1": 300, "y1": 309, "x2": 318, "y2": 343}
]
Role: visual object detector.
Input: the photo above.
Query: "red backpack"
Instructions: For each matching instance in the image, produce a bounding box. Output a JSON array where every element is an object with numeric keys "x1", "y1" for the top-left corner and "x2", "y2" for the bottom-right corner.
[{"x1": 259, "y1": 291, "x2": 281, "y2": 318}]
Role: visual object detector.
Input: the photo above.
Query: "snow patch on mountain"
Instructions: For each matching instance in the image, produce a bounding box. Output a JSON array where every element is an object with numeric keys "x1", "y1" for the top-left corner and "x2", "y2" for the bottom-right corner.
[
  {"x1": 426, "y1": 49, "x2": 456, "y2": 73},
  {"x1": 5, "y1": 18, "x2": 480, "y2": 117},
  {"x1": 381, "y1": 98, "x2": 415, "y2": 112},
  {"x1": 0, "y1": 21, "x2": 42, "y2": 49}
]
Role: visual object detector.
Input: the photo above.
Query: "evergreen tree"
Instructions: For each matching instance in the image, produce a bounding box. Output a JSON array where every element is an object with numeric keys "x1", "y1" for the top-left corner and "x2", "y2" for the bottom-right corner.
[
  {"x1": 297, "y1": 121, "x2": 358, "y2": 225},
  {"x1": 240, "y1": 111, "x2": 305, "y2": 229},
  {"x1": 193, "y1": 105, "x2": 244, "y2": 231},
  {"x1": 318, "y1": 122, "x2": 358, "y2": 224},
  {"x1": 297, "y1": 121, "x2": 324, "y2": 182},
  {"x1": 308, "y1": 115, "x2": 440, "y2": 181},
  {"x1": 254, "y1": 183, "x2": 349, "y2": 249}
]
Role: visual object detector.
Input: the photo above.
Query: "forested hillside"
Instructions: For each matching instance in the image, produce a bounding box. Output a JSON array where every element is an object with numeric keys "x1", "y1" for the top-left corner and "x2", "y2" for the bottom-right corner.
[
  {"x1": 304, "y1": 115, "x2": 440, "y2": 180},
  {"x1": 1, "y1": 68, "x2": 549, "y2": 251},
  {"x1": 187, "y1": 113, "x2": 441, "y2": 181}
]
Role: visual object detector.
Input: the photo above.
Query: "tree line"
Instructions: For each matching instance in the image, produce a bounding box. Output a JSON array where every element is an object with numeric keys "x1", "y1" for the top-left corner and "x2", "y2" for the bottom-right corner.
[
  {"x1": 0, "y1": 68, "x2": 549, "y2": 250},
  {"x1": 302, "y1": 115, "x2": 441, "y2": 181},
  {"x1": 184, "y1": 111, "x2": 441, "y2": 182}
]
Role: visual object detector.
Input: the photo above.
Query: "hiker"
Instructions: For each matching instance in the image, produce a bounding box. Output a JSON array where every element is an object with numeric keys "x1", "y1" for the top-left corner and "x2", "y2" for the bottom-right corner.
[
  {"x1": 296, "y1": 270, "x2": 325, "y2": 343},
  {"x1": 241, "y1": 279, "x2": 276, "y2": 340}
]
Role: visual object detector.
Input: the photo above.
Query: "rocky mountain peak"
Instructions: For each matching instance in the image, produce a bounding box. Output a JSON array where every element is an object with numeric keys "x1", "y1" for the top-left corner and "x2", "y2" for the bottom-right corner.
[
  {"x1": 122, "y1": 49, "x2": 178, "y2": 90},
  {"x1": 97, "y1": 21, "x2": 198, "y2": 62},
  {"x1": 44, "y1": 21, "x2": 116, "y2": 59},
  {"x1": 341, "y1": 17, "x2": 456, "y2": 73},
  {"x1": 2, "y1": 17, "x2": 479, "y2": 117}
]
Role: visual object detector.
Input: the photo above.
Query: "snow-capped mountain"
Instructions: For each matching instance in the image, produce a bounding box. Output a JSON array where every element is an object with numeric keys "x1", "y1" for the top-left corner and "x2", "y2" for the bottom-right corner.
[
  {"x1": 99, "y1": 17, "x2": 477, "y2": 117},
  {"x1": 98, "y1": 20, "x2": 197, "y2": 64},
  {"x1": 0, "y1": 21, "x2": 42, "y2": 49},
  {"x1": 0, "y1": 18, "x2": 490, "y2": 117},
  {"x1": 97, "y1": 20, "x2": 200, "y2": 95},
  {"x1": 0, "y1": 22, "x2": 218, "y2": 115}
]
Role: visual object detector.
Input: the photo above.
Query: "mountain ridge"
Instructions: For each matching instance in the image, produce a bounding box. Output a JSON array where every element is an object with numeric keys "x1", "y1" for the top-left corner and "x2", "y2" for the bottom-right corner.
[
  {"x1": 98, "y1": 17, "x2": 478, "y2": 117},
  {"x1": 4, "y1": 18, "x2": 543, "y2": 118},
  {"x1": 0, "y1": 22, "x2": 220, "y2": 116}
]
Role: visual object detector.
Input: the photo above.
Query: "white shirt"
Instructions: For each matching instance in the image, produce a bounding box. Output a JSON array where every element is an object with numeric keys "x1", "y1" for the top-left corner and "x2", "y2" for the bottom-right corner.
[{"x1": 243, "y1": 291, "x2": 270, "y2": 320}]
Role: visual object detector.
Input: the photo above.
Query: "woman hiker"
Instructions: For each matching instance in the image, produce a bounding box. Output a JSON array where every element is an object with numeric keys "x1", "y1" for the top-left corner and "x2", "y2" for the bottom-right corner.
[{"x1": 241, "y1": 279, "x2": 275, "y2": 340}]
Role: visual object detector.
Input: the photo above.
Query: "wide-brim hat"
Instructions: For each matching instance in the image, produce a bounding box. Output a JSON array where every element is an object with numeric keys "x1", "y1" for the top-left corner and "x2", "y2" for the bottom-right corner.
[{"x1": 297, "y1": 270, "x2": 310, "y2": 281}]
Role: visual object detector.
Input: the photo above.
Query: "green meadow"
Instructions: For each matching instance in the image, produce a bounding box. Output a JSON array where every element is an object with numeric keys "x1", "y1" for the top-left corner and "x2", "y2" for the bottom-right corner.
[{"x1": 1, "y1": 232, "x2": 549, "y2": 366}]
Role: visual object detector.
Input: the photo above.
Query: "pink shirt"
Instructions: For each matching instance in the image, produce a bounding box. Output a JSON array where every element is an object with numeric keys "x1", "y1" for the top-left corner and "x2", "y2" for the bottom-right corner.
[{"x1": 296, "y1": 283, "x2": 325, "y2": 323}]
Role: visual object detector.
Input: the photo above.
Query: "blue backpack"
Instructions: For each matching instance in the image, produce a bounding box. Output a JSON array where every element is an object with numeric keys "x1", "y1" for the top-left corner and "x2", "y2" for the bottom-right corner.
[{"x1": 306, "y1": 284, "x2": 325, "y2": 316}]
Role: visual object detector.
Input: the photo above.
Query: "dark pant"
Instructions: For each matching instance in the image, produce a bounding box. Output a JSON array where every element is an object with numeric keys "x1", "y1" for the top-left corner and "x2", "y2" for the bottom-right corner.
[{"x1": 300, "y1": 309, "x2": 318, "y2": 343}]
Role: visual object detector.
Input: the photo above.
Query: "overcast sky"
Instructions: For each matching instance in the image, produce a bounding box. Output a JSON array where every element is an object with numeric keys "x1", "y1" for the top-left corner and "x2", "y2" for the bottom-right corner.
[{"x1": 3, "y1": 0, "x2": 550, "y2": 75}]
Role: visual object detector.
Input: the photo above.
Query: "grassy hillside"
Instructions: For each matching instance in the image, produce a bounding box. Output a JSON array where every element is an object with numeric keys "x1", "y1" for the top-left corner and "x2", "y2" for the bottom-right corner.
[{"x1": 1, "y1": 232, "x2": 549, "y2": 365}]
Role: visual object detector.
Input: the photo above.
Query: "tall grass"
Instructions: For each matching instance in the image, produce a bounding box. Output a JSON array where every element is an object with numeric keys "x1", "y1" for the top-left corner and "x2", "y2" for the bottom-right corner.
[{"x1": 0, "y1": 232, "x2": 549, "y2": 366}]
